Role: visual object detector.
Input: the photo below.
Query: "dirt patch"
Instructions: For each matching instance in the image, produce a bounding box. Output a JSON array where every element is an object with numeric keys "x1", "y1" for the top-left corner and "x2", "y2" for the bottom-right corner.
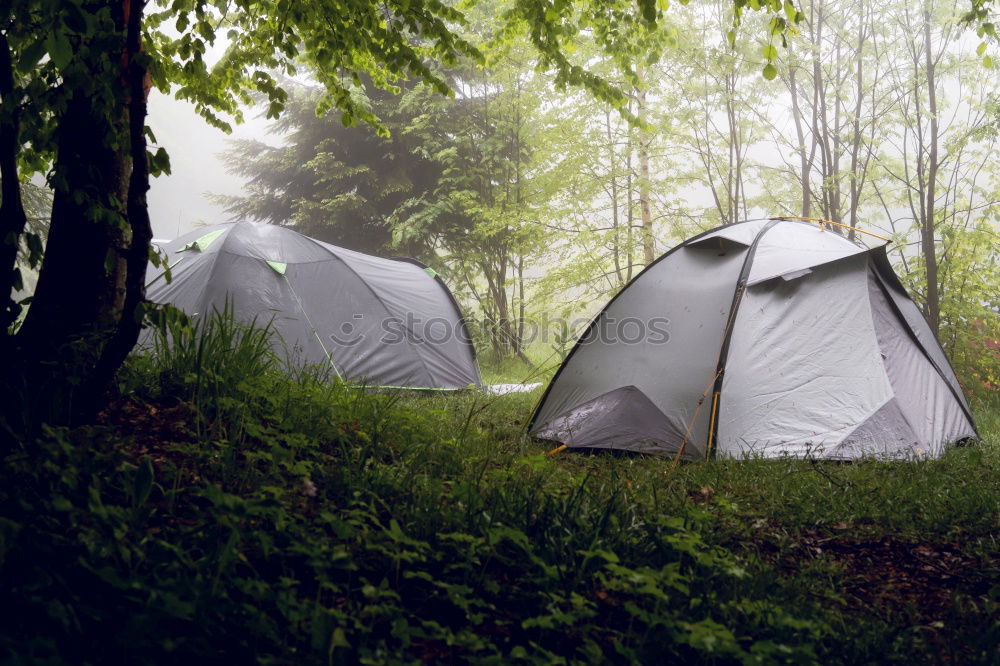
[
  {"x1": 774, "y1": 532, "x2": 997, "y2": 622},
  {"x1": 97, "y1": 395, "x2": 198, "y2": 466}
]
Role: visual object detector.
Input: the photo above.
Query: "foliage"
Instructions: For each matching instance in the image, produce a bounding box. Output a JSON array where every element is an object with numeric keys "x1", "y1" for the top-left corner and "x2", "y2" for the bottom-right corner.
[
  {"x1": 0, "y1": 0, "x2": 804, "y2": 438},
  {"x1": 901, "y1": 222, "x2": 1000, "y2": 403},
  {"x1": 212, "y1": 82, "x2": 443, "y2": 255},
  {"x1": 2, "y1": 314, "x2": 998, "y2": 663},
  {"x1": 220, "y1": 38, "x2": 567, "y2": 358},
  {"x1": 210, "y1": 0, "x2": 806, "y2": 362},
  {"x1": 391, "y1": 45, "x2": 555, "y2": 358}
]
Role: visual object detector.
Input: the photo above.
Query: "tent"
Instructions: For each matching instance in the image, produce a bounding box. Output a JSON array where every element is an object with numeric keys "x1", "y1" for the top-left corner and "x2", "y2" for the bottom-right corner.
[
  {"x1": 529, "y1": 218, "x2": 977, "y2": 460},
  {"x1": 146, "y1": 222, "x2": 481, "y2": 390}
]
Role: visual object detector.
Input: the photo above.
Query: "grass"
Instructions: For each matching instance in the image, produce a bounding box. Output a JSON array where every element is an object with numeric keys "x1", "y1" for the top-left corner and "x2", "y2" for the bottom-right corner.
[
  {"x1": 474, "y1": 342, "x2": 561, "y2": 386},
  {"x1": 0, "y1": 312, "x2": 997, "y2": 664}
]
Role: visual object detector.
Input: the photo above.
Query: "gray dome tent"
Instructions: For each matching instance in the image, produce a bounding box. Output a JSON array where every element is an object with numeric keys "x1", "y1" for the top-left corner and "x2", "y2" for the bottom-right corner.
[
  {"x1": 146, "y1": 222, "x2": 481, "y2": 390},
  {"x1": 529, "y1": 218, "x2": 977, "y2": 460}
]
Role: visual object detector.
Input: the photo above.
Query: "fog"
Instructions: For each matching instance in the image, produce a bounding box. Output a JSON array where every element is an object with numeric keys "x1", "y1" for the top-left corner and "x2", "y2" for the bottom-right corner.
[{"x1": 145, "y1": 91, "x2": 273, "y2": 240}]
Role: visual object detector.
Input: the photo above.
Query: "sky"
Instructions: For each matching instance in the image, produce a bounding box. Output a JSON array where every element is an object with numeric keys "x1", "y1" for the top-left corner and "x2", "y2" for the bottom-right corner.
[{"x1": 146, "y1": 90, "x2": 271, "y2": 240}]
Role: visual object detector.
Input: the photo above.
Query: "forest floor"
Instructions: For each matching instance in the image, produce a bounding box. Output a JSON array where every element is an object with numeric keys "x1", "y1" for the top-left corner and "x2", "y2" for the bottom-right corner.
[{"x1": 1, "y1": 317, "x2": 997, "y2": 664}]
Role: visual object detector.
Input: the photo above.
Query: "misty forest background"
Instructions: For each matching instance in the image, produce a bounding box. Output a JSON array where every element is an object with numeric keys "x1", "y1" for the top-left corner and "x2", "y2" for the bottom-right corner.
[
  {"x1": 7, "y1": 0, "x2": 1000, "y2": 400},
  {"x1": 1, "y1": 0, "x2": 999, "y2": 663},
  {"x1": 206, "y1": 0, "x2": 1000, "y2": 395}
]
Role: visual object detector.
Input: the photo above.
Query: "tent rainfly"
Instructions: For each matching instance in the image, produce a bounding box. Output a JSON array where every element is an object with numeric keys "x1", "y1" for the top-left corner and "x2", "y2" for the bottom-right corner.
[
  {"x1": 529, "y1": 218, "x2": 978, "y2": 460},
  {"x1": 146, "y1": 222, "x2": 481, "y2": 390}
]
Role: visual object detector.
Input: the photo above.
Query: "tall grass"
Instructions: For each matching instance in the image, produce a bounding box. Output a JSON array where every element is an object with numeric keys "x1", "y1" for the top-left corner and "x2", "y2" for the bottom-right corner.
[{"x1": 2, "y1": 313, "x2": 996, "y2": 664}]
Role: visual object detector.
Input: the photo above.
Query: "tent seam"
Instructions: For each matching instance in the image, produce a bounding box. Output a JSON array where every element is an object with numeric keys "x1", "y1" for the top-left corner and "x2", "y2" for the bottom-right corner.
[
  {"x1": 190, "y1": 228, "x2": 237, "y2": 322},
  {"x1": 302, "y1": 236, "x2": 441, "y2": 387},
  {"x1": 526, "y1": 217, "x2": 775, "y2": 434},
  {"x1": 388, "y1": 256, "x2": 482, "y2": 386},
  {"x1": 868, "y1": 258, "x2": 979, "y2": 438},
  {"x1": 280, "y1": 273, "x2": 344, "y2": 380},
  {"x1": 706, "y1": 219, "x2": 782, "y2": 458}
]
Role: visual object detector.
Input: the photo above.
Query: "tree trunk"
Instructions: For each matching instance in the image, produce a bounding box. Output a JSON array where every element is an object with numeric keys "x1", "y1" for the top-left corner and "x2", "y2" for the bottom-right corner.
[
  {"x1": 725, "y1": 73, "x2": 744, "y2": 223},
  {"x1": 921, "y1": 4, "x2": 940, "y2": 332},
  {"x1": 847, "y1": 6, "x2": 867, "y2": 241},
  {"x1": 625, "y1": 108, "x2": 634, "y2": 281},
  {"x1": 606, "y1": 110, "x2": 624, "y2": 285},
  {"x1": 789, "y1": 65, "x2": 812, "y2": 217},
  {"x1": 636, "y1": 68, "x2": 654, "y2": 265},
  {"x1": 812, "y1": 1, "x2": 833, "y2": 220},
  {"x1": 516, "y1": 253, "x2": 525, "y2": 349},
  {"x1": 82, "y1": 0, "x2": 153, "y2": 416},
  {"x1": 4, "y1": 0, "x2": 151, "y2": 432}
]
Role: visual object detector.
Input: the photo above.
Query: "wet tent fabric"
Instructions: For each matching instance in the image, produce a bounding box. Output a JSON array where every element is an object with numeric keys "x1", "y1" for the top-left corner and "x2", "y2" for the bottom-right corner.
[
  {"x1": 529, "y1": 218, "x2": 977, "y2": 460},
  {"x1": 531, "y1": 243, "x2": 747, "y2": 459},
  {"x1": 145, "y1": 222, "x2": 481, "y2": 390}
]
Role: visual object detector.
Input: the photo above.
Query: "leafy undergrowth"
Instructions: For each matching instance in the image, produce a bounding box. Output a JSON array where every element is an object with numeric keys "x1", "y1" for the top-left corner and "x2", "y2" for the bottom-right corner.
[{"x1": 0, "y1": 314, "x2": 997, "y2": 664}]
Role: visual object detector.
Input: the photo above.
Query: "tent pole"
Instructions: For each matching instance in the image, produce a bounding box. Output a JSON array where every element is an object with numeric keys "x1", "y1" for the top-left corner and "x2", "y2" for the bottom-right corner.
[
  {"x1": 705, "y1": 220, "x2": 782, "y2": 458},
  {"x1": 706, "y1": 392, "x2": 720, "y2": 457}
]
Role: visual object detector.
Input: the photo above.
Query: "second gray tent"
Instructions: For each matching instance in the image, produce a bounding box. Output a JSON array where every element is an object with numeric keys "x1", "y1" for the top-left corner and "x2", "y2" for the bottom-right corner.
[
  {"x1": 529, "y1": 218, "x2": 977, "y2": 460},
  {"x1": 147, "y1": 222, "x2": 481, "y2": 390}
]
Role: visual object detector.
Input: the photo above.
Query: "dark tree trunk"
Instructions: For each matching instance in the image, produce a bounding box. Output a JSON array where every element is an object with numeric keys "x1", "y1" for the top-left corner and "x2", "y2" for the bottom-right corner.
[
  {"x1": 12, "y1": 86, "x2": 130, "y2": 426},
  {"x1": 635, "y1": 67, "x2": 654, "y2": 265},
  {"x1": 4, "y1": 0, "x2": 151, "y2": 433},
  {"x1": 82, "y1": 0, "x2": 153, "y2": 417},
  {"x1": 606, "y1": 110, "x2": 624, "y2": 285}
]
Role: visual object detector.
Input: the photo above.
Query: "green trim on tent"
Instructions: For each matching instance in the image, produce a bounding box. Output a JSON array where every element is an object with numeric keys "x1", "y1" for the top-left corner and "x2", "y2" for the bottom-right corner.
[
  {"x1": 145, "y1": 258, "x2": 184, "y2": 289},
  {"x1": 363, "y1": 384, "x2": 473, "y2": 391},
  {"x1": 180, "y1": 229, "x2": 225, "y2": 252},
  {"x1": 266, "y1": 260, "x2": 287, "y2": 275},
  {"x1": 424, "y1": 267, "x2": 437, "y2": 278}
]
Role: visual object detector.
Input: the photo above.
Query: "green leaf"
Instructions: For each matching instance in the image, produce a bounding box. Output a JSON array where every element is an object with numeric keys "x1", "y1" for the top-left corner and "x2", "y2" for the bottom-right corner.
[
  {"x1": 984, "y1": 55, "x2": 994, "y2": 69},
  {"x1": 762, "y1": 63, "x2": 778, "y2": 80},
  {"x1": 726, "y1": 29, "x2": 736, "y2": 48},
  {"x1": 148, "y1": 147, "x2": 172, "y2": 177},
  {"x1": 638, "y1": 0, "x2": 657, "y2": 22},
  {"x1": 977, "y1": 41, "x2": 988, "y2": 57},
  {"x1": 62, "y1": 3, "x2": 89, "y2": 34},
  {"x1": 17, "y1": 40, "x2": 47, "y2": 74},
  {"x1": 331, "y1": 627, "x2": 350, "y2": 649},
  {"x1": 783, "y1": 0, "x2": 797, "y2": 21},
  {"x1": 134, "y1": 456, "x2": 154, "y2": 509},
  {"x1": 104, "y1": 248, "x2": 118, "y2": 276},
  {"x1": 44, "y1": 31, "x2": 73, "y2": 69},
  {"x1": 763, "y1": 44, "x2": 778, "y2": 60}
]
